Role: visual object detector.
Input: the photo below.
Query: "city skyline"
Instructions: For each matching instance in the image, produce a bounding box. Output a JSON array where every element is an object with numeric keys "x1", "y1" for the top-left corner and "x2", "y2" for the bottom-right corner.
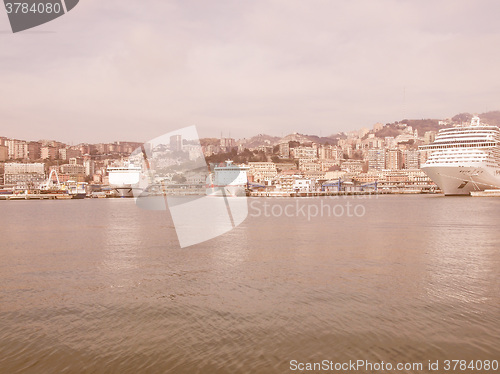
[
  {"x1": 0, "y1": 109, "x2": 496, "y2": 147},
  {"x1": 2, "y1": 1, "x2": 500, "y2": 143}
]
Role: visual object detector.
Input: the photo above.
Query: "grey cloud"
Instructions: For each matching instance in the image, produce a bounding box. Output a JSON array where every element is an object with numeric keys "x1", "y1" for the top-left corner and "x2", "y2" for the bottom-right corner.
[{"x1": 1, "y1": 0, "x2": 500, "y2": 143}]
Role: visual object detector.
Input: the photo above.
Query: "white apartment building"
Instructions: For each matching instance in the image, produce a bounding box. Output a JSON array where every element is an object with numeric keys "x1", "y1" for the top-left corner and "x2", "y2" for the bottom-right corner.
[
  {"x1": 318, "y1": 145, "x2": 343, "y2": 160},
  {"x1": 367, "y1": 149, "x2": 386, "y2": 171},
  {"x1": 341, "y1": 160, "x2": 364, "y2": 173},
  {"x1": 291, "y1": 146, "x2": 317, "y2": 159},
  {"x1": 299, "y1": 159, "x2": 321, "y2": 172},
  {"x1": 248, "y1": 162, "x2": 278, "y2": 182},
  {"x1": 3, "y1": 162, "x2": 45, "y2": 185},
  {"x1": 403, "y1": 150, "x2": 420, "y2": 169},
  {"x1": 6, "y1": 139, "x2": 28, "y2": 160},
  {"x1": 292, "y1": 179, "x2": 315, "y2": 192}
]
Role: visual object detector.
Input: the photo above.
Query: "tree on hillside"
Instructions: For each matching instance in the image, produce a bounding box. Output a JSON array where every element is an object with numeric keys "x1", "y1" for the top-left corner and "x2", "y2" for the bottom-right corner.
[{"x1": 452, "y1": 113, "x2": 472, "y2": 124}]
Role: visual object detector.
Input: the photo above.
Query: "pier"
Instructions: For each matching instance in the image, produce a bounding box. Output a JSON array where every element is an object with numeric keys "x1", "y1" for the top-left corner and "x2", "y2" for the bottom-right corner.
[{"x1": 0, "y1": 193, "x2": 72, "y2": 200}]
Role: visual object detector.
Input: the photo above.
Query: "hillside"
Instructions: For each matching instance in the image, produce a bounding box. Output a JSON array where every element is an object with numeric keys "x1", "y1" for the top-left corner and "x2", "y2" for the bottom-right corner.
[
  {"x1": 201, "y1": 111, "x2": 500, "y2": 149},
  {"x1": 453, "y1": 111, "x2": 500, "y2": 126},
  {"x1": 238, "y1": 134, "x2": 281, "y2": 148},
  {"x1": 398, "y1": 119, "x2": 441, "y2": 134},
  {"x1": 278, "y1": 133, "x2": 339, "y2": 145}
]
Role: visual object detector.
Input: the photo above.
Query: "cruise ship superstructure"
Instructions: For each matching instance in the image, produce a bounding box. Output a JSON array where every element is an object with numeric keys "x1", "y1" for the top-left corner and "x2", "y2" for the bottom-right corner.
[{"x1": 420, "y1": 116, "x2": 500, "y2": 195}]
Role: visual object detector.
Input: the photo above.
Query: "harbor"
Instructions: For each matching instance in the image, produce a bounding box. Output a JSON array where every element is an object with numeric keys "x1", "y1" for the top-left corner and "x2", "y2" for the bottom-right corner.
[{"x1": 470, "y1": 189, "x2": 500, "y2": 197}]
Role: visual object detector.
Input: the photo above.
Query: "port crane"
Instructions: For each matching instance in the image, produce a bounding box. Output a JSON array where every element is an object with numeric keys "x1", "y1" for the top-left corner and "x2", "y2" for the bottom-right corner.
[
  {"x1": 359, "y1": 181, "x2": 378, "y2": 191},
  {"x1": 321, "y1": 178, "x2": 343, "y2": 191},
  {"x1": 40, "y1": 169, "x2": 62, "y2": 190}
]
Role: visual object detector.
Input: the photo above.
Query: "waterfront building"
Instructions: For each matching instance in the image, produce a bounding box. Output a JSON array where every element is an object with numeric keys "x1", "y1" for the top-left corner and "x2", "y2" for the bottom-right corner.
[
  {"x1": 0, "y1": 145, "x2": 8, "y2": 162},
  {"x1": 341, "y1": 160, "x2": 364, "y2": 173},
  {"x1": 292, "y1": 178, "x2": 315, "y2": 193},
  {"x1": 403, "y1": 150, "x2": 420, "y2": 169},
  {"x1": 304, "y1": 170, "x2": 326, "y2": 181},
  {"x1": 324, "y1": 170, "x2": 347, "y2": 180},
  {"x1": 3, "y1": 162, "x2": 45, "y2": 186},
  {"x1": 386, "y1": 149, "x2": 403, "y2": 170},
  {"x1": 275, "y1": 171, "x2": 303, "y2": 192},
  {"x1": 367, "y1": 149, "x2": 386, "y2": 171},
  {"x1": 353, "y1": 171, "x2": 381, "y2": 184},
  {"x1": 248, "y1": 162, "x2": 278, "y2": 183}
]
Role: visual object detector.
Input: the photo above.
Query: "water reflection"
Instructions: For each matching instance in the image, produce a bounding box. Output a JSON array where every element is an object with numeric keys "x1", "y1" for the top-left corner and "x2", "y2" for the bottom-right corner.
[
  {"x1": 424, "y1": 198, "x2": 497, "y2": 305},
  {"x1": 1, "y1": 196, "x2": 499, "y2": 373}
]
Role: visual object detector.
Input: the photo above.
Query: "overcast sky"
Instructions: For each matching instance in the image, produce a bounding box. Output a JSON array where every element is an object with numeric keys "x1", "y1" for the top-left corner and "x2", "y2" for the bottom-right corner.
[{"x1": 1, "y1": 0, "x2": 500, "y2": 143}]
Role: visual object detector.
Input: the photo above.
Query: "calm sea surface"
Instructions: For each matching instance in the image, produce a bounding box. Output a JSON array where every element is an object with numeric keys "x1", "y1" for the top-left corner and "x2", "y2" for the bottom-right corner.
[{"x1": 0, "y1": 195, "x2": 499, "y2": 373}]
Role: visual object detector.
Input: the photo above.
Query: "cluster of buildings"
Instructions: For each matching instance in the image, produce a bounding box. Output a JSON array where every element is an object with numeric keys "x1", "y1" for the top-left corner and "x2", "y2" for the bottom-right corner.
[
  {"x1": 203, "y1": 123, "x2": 440, "y2": 193},
  {"x1": 1, "y1": 121, "x2": 441, "y2": 193},
  {"x1": 0, "y1": 136, "x2": 142, "y2": 189}
]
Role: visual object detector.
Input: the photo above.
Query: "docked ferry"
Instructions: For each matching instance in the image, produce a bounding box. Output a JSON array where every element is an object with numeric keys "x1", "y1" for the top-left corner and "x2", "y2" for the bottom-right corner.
[
  {"x1": 107, "y1": 163, "x2": 142, "y2": 197},
  {"x1": 420, "y1": 116, "x2": 500, "y2": 195},
  {"x1": 66, "y1": 181, "x2": 88, "y2": 199},
  {"x1": 206, "y1": 160, "x2": 249, "y2": 197}
]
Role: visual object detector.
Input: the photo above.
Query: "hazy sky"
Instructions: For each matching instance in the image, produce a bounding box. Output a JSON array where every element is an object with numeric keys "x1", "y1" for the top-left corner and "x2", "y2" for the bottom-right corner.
[{"x1": 1, "y1": 0, "x2": 500, "y2": 143}]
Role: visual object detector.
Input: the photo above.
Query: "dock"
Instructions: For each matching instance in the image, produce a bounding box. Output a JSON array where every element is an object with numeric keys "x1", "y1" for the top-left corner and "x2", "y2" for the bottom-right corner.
[
  {"x1": 0, "y1": 193, "x2": 73, "y2": 200},
  {"x1": 470, "y1": 190, "x2": 500, "y2": 197}
]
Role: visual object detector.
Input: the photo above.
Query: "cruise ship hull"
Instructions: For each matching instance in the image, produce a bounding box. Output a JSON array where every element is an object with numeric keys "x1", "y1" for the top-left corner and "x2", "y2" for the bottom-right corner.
[
  {"x1": 421, "y1": 164, "x2": 500, "y2": 195},
  {"x1": 113, "y1": 186, "x2": 143, "y2": 198}
]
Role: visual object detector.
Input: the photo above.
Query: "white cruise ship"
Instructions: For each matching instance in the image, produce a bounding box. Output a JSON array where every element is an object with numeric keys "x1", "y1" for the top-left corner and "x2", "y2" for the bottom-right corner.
[
  {"x1": 420, "y1": 116, "x2": 500, "y2": 195},
  {"x1": 206, "y1": 160, "x2": 249, "y2": 197},
  {"x1": 107, "y1": 163, "x2": 142, "y2": 197}
]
